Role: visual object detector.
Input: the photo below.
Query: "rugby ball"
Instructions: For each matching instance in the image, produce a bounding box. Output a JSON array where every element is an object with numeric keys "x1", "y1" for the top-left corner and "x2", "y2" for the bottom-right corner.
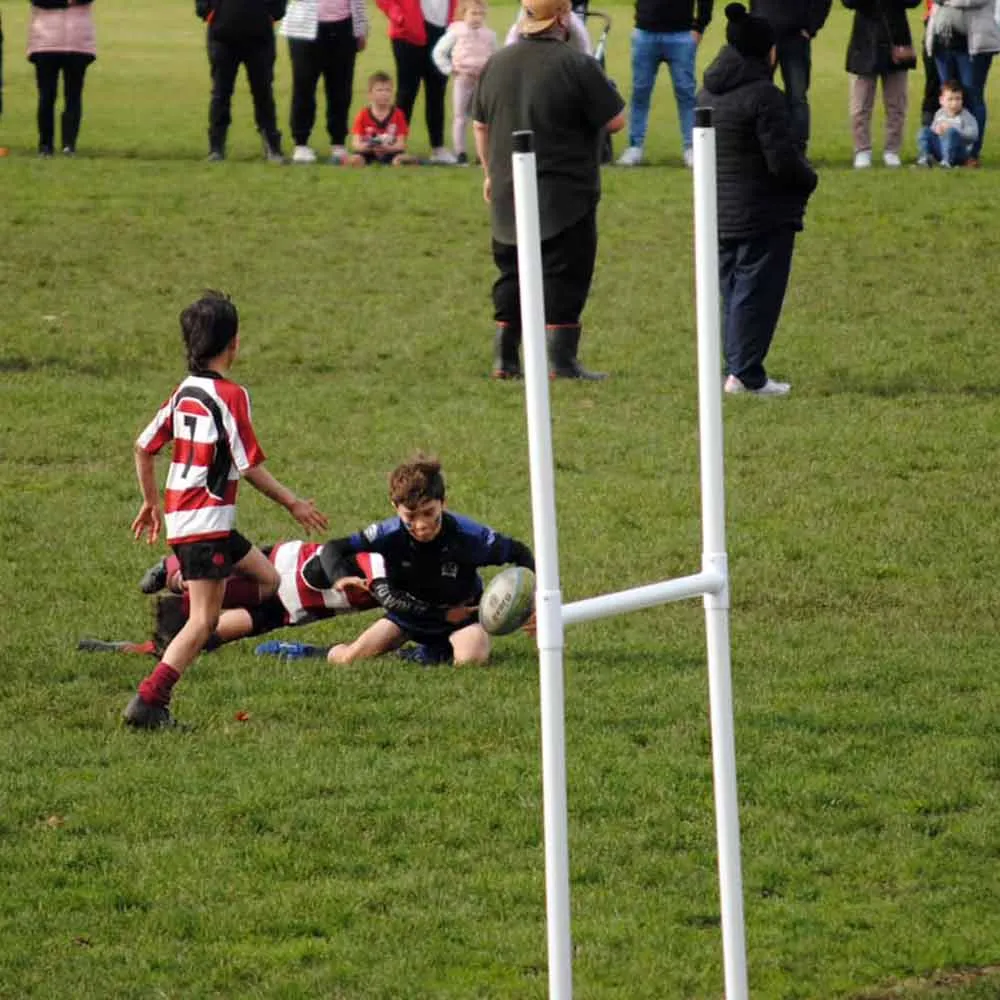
[{"x1": 480, "y1": 567, "x2": 536, "y2": 636}]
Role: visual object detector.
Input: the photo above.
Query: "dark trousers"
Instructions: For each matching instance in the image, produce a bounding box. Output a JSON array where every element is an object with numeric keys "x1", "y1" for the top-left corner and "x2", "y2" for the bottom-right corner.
[
  {"x1": 288, "y1": 18, "x2": 357, "y2": 146},
  {"x1": 774, "y1": 33, "x2": 811, "y2": 151},
  {"x1": 719, "y1": 227, "x2": 796, "y2": 389},
  {"x1": 492, "y1": 210, "x2": 598, "y2": 329},
  {"x1": 33, "y1": 52, "x2": 92, "y2": 152},
  {"x1": 920, "y1": 26, "x2": 940, "y2": 127},
  {"x1": 391, "y1": 21, "x2": 447, "y2": 148},
  {"x1": 208, "y1": 33, "x2": 280, "y2": 151}
]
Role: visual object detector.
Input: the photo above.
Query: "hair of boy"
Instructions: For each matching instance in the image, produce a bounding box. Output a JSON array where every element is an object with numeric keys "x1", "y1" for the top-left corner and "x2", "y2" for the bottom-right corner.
[
  {"x1": 389, "y1": 454, "x2": 446, "y2": 508},
  {"x1": 180, "y1": 290, "x2": 239, "y2": 372},
  {"x1": 458, "y1": 0, "x2": 486, "y2": 16},
  {"x1": 940, "y1": 79, "x2": 964, "y2": 96},
  {"x1": 368, "y1": 70, "x2": 394, "y2": 90}
]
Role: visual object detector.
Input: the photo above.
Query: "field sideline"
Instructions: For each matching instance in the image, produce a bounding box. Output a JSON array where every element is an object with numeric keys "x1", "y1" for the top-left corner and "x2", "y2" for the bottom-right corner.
[{"x1": 3, "y1": 3, "x2": 1000, "y2": 999}]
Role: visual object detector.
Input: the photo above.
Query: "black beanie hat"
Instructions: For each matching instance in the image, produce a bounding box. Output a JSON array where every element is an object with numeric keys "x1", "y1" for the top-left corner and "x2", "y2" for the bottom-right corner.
[{"x1": 725, "y1": 3, "x2": 775, "y2": 59}]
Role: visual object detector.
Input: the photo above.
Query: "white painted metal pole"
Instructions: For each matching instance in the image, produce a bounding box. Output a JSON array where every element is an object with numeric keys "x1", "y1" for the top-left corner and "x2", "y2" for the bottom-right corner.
[
  {"x1": 692, "y1": 107, "x2": 749, "y2": 1000},
  {"x1": 511, "y1": 129, "x2": 573, "y2": 1000}
]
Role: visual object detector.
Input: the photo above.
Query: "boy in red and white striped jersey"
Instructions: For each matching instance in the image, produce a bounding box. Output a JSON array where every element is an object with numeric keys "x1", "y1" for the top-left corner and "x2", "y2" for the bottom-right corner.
[{"x1": 125, "y1": 291, "x2": 328, "y2": 728}]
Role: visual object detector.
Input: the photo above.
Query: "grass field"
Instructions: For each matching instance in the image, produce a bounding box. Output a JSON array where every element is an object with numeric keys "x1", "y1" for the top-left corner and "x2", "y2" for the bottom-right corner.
[{"x1": 4, "y1": 3, "x2": 1000, "y2": 998}]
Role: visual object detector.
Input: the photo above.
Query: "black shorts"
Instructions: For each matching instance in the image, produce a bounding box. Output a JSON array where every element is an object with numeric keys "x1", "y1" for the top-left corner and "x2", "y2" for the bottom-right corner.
[
  {"x1": 360, "y1": 150, "x2": 398, "y2": 165},
  {"x1": 172, "y1": 531, "x2": 253, "y2": 582}
]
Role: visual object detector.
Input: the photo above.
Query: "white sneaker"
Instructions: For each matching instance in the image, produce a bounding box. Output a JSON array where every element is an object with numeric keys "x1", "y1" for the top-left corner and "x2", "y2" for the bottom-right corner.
[
  {"x1": 724, "y1": 375, "x2": 791, "y2": 397},
  {"x1": 292, "y1": 145, "x2": 317, "y2": 164},
  {"x1": 853, "y1": 150, "x2": 872, "y2": 169},
  {"x1": 682, "y1": 147, "x2": 694, "y2": 169},
  {"x1": 617, "y1": 145, "x2": 643, "y2": 166},
  {"x1": 429, "y1": 147, "x2": 458, "y2": 165},
  {"x1": 330, "y1": 145, "x2": 347, "y2": 164},
  {"x1": 883, "y1": 151, "x2": 901, "y2": 168}
]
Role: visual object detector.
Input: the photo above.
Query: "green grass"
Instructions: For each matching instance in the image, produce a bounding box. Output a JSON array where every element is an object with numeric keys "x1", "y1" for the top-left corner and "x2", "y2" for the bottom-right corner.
[{"x1": 3, "y1": 3, "x2": 1000, "y2": 998}]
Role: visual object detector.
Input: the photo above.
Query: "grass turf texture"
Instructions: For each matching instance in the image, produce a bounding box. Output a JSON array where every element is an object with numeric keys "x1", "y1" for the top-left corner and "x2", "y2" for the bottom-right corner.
[{"x1": 3, "y1": 3, "x2": 1000, "y2": 998}]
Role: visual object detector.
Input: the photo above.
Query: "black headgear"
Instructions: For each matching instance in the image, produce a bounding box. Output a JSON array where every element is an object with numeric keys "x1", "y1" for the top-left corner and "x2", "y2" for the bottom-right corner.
[{"x1": 725, "y1": 3, "x2": 776, "y2": 60}]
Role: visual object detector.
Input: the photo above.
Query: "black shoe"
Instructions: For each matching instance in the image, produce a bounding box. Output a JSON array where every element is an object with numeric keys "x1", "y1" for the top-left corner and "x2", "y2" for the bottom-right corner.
[
  {"x1": 456, "y1": 152, "x2": 469, "y2": 165},
  {"x1": 259, "y1": 130, "x2": 286, "y2": 164},
  {"x1": 546, "y1": 326, "x2": 608, "y2": 381},
  {"x1": 139, "y1": 557, "x2": 168, "y2": 594},
  {"x1": 491, "y1": 325, "x2": 522, "y2": 379},
  {"x1": 38, "y1": 146, "x2": 54, "y2": 159},
  {"x1": 122, "y1": 693, "x2": 177, "y2": 729}
]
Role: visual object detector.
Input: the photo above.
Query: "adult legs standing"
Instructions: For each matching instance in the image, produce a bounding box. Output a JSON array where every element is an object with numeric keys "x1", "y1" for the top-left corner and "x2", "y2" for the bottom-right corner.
[
  {"x1": 662, "y1": 31, "x2": 697, "y2": 157},
  {"x1": 289, "y1": 35, "x2": 323, "y2": 146},
  {"x1": 970, "y1": 52, "x2": 993, "y2": 159},
  {"x1": 880, "y1": 70, "x2": 908, "y2": 157},
  {"x1": 775, "y1": 32, "x2": 811, "y2": 151},
  {"x1": 849, "y1": 73, "x2": 877, "y2": 154},
  {"x1": 243, "y1": 34, "x2": 282, "y2": 153},
  {"x1": 208, "y1": 38, "x2": 241, "y2": 155},
  {"x1": 60, "y1": 53, "x2": 91, "y2": 152},
  {"x1": 719, "y1": 227, "x2": 796, "y2": 391},
  {"x1": 393, "y1": 39, "x2": 424, "y2": 131},
  {"x1": 920, "y1": 26, "x2": 940, "y2": 127},
  {"x1": 422, "y1": 21, "x2": 448, "y2": 151},
  {"x1": 33, "y1": 52, "x2": 61, "y2": 154},
  {"x1": 624, "y1": 29, "x2": 659, "y2": 151},
  {"x1": 319, "y1": 18, "x2": 358, "y2": 148}
]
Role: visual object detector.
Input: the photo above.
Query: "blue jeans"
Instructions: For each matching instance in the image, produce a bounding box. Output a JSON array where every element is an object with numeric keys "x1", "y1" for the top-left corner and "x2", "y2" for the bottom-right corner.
[
  {"x1": 775, "y1": 33, "x2": 812, "y2": 151},
  {"x1": 627, "y1": 29, "x2": 697, "y2": 151},
  {"x1": 917, "y1": 125, "x2": 970, "y2": 165},
  {"x1": 934, "y1": 50, "x2": 993, "y2": 158}
]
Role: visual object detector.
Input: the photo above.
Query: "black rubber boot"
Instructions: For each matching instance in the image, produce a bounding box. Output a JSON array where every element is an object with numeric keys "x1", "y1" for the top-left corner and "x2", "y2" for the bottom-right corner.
[
  {"x1": 491, "y1": 324, "x2": 523, "y2": 379},
  {"x1": 546, "y1": 325, "x2": 608, "y2": 381}
]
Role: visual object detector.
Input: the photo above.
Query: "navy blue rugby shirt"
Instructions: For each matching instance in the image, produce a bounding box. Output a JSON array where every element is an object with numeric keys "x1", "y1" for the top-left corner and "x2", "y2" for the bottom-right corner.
[{"x1": 321, "y1": 512, "x2": 534, "y2": 630}]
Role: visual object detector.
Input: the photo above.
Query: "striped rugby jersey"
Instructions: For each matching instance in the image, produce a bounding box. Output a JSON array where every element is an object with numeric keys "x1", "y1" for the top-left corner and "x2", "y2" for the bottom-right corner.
[
  {"x1": 273, "y1": 542, "x2": 383, "y2": 624},
  {"x1": 137, "y1": 372, "x2": 265, "y2": 545}
]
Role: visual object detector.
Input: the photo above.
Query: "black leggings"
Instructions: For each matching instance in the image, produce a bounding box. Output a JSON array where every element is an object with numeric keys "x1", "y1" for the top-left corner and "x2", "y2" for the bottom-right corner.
[
  {"x1": 33, "y1": 52, "x2": 92, "y2": 152},
  {"x1": 391, "y1": 21, "x2": 447, "y2": 148}
]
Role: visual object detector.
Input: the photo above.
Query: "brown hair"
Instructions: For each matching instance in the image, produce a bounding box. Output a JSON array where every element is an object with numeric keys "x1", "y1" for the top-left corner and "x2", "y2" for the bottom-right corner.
[
  {"x1": 368, "y1": 70, "x2": 394, "y2": 90},
  {"x1": 389, "y1": 454, "x2": 446, "y2": 507},
  {"x1": 941, "y1": 79, "x2": 964, "y2": 96}
]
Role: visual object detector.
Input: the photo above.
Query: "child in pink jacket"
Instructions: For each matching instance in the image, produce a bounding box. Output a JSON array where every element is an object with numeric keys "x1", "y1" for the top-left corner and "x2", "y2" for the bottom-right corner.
[{"x1": 432, "y1": 0, "x2": 496, "y2": 163}]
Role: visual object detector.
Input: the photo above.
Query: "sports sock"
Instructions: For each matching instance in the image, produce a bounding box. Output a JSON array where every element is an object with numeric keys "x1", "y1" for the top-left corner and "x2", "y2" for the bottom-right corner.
[{"x1": 137, "y1": 662, "x2": 181, "y2": 707}]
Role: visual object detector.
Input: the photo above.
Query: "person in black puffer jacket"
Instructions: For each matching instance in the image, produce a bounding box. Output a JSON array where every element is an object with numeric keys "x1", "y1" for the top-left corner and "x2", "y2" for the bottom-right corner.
[
  {"x1": 697, "y1": 3, "x2": 817, "y2": 396},
  {"x1": 750, "y1": 0, "x2": 832, "y2": 152},
  {"x1": 196, "y1": 0, "x2": 288, "y2": 161}
]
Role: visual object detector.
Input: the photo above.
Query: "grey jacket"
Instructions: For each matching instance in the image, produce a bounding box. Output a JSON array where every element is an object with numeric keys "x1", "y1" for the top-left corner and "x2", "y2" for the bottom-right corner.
[{"x1": 927, "y1": 0, "x2": 1000, "y2": 55}]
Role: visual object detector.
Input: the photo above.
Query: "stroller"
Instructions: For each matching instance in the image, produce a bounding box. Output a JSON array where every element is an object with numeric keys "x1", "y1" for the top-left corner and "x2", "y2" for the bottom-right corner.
[{"x1": 575, "y1": 2, "x2": 616, "y2": 164}]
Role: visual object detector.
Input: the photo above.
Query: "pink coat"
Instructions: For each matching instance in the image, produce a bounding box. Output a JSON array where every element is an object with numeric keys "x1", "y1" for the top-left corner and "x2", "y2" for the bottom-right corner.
[{"x1": 27, "y1": 4, "x2": 97, "y2": 59}]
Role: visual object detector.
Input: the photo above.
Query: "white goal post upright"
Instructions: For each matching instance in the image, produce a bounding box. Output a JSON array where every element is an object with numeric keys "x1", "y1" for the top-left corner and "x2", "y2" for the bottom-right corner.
[{"x1": 511, "y1": 112, "x2": 747, "y2": 1000}]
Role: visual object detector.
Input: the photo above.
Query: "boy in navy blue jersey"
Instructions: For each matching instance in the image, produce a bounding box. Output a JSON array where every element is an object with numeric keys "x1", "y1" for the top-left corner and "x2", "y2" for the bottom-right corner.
[{"x1": 263, "y1": 454, "x2": 534, "y2": 666}]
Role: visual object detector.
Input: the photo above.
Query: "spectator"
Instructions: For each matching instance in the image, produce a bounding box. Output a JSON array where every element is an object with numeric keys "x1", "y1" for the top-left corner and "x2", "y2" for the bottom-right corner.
[
  {"x1": 504, "y1": 7, "x2": 593, "y2": 51},
  {"x1": 842, "y1": 0, "x2": 921, "y2": 169},
  {"x1": 27, "y1": 0, "x2": 97, "y2": 157},
  {"x1": 375, "y1": 0, "x2": 458, "y2": 163},
  {"x1": 346, "y1": 69, "x2": 420, "y2": 164},
  {"x1": 195, "y1": 0, "x2": 287, "y2": 162},
  {"x1": 926, "y1": 0, "x2": 1000, "y2": 165},
  {"x1": 916, "y1": 77, "x2": 979, "y2": 163},
  {"x1": 616, "y1": 0, "x2": 713, "y2": 168},
  {"x1": 473, "y1": 0, "x2": 625, "y2": 380},
  {"x1": 432, "y1": 0, "x2": 497, "y2": 164},
  {"x1": 288, "y1": 0, "x2": 369, "y2": 164},
  {"x1": 697, "y1": 3, "x2": 817, "y2": 397},
  {"x1": 750, "y1": 0, "x2": 832, "y2": 153}
]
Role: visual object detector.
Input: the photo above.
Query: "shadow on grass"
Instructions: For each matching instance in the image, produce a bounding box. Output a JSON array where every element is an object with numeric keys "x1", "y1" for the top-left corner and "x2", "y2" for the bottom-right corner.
[{"x1": 853, "y1": 964, "x2": 1000, "y2": 1000}]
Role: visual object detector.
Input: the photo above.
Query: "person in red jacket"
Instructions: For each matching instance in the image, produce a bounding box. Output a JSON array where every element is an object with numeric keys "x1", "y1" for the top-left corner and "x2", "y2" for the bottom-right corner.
[{"x1": 375, "y1": 0, "x2": 459, "y2": 162}]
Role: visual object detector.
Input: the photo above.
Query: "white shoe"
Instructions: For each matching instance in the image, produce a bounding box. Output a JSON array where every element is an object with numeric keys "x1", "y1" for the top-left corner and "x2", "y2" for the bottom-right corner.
[
  {"x1": 682, "y1": 147, "x2": 694, "y2": 168},
  {"x1": 330, "y1": 145, "x2": 347, "y2": 164},
  {"x1": 883, "y1": 151, "x2": 901, "y2": 168},
  {"x1": 617, "y1": 145, "x2": 643, "y2": 166},
  {"x1": 292, "y1": 145, "x2": 317, "y2": 164},
  {"x1": 853, "y1": 150, "x2": 872, "y2": 169},
  {"x1": 429, "y1": 147, "x2": 458, "y2": 165},
  {"x1": 724, "y1": 374, "x2": 791, "y2": 397}
]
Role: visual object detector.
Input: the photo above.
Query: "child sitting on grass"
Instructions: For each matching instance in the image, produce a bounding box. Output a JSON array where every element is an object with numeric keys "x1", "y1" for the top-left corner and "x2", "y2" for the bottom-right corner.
[
  {"x1": 916, "y1": 79, "x2": 979, "y2": 168},
  {"x1": 256, "y1": 453, "x2": 534, "y2": 666},
  {"x1": 346, "y1": 70, "x2": 419, "y2": 166}
]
